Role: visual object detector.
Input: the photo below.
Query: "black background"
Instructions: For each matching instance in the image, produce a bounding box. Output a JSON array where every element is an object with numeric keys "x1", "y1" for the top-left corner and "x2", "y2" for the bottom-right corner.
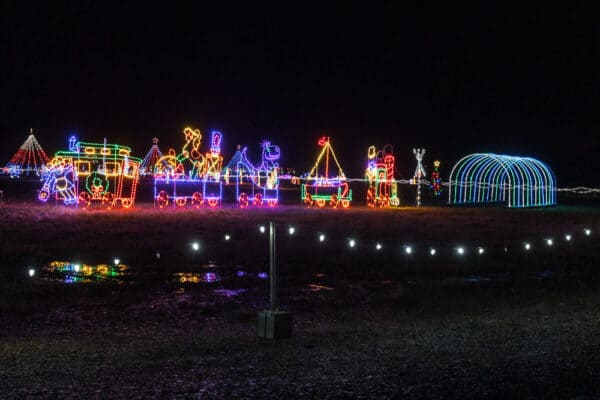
[{"x1": 1, "y1": 2, "x2": 598, "y2": 184}]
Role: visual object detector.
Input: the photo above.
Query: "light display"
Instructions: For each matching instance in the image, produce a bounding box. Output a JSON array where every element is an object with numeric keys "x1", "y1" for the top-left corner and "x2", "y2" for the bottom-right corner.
[
  {"x1": 430, "y1": 160, "x2": 442, "y2": 197},
  {"x1": 153, "y1": 127, "x2": 223, "y2": 208},
  {"x1": 411, "y1": 148, "x2": 426, "y2": 207},
  {"x1": 3, "y1": 129, "x2": 50, "y2": 177},
  {"x1": 140, "y1": 137, "x2": 164, "y2": 175},
  {"x1": 448, "y1": 153, "x2": 557, "y2": 208},
  {"x1": 365, "y1": 144, "x2": 399, "y2": 207},
  {"x1": 224, "y1": 140, "x2": 280, "y2": 207},
  {"x1": 38, "y1": 136, "x2": 141, "y2": 208},
  {"x1": 301, "y1": 136, "x2": 352, "y2": 208}
]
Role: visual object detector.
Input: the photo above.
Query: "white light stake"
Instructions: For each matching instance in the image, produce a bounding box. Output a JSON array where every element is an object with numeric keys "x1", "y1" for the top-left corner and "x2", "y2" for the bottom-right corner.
[
  {"x1": 376, "y1": 243, "x2": 382, "y2": 251},
  {"x1": 192, "y1": 242, "x2": 200, "y2": 251},
  {"x1": 259, "y1": 225, "x2": 266, "y2": 234},
  {"x1": 28, "y1": 268, "x2": 35, "y2": 277},
  {"x1": 584, "y1": 228, "x2": 591, "y2": 236},
  {"x1": 565, "y1": 234, "x2": 572, "y2": 241},
  {"x1": 74, "y1": 264, "x2": 80, "y2": 272},
  {"x1": 288, "y1": 227, "x2": 295, "y2": 235},
  {"x1": 430, "y1": 248, "x2": 436, "y2": 256},
  {"x1": 319, "y1": 234, "x2": 325, "y2": 242},
  {"x1": 114, "y1": 258, "x2": 120, "y2": 266},
  {"x1": 524, "y1": 243, "x2": 531, "y2": 251},
  {"x1": 457, "y1": 247, "x2": 465, "y2": 255},
  {"x1": 546, "y1": 239, "x2": 553, "y2": 246},
  {"x1": 349, "y1": 239, "x2": 356, "y2": 248},
  {"x1": 478, "y1": 247, "x2": 485, "y2": 255},
  {"x1": 224, "y1": 234, "x2": 231, "y2": 241},
  {"x1": 404, "y1": 246, "x2": 412, "y2": 255}
]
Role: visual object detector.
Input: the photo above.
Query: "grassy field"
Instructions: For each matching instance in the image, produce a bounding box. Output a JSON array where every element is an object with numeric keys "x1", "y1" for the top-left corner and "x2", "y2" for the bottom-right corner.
[{"x1": 1, "y1": 201, "x2": 600, "y2": 399}]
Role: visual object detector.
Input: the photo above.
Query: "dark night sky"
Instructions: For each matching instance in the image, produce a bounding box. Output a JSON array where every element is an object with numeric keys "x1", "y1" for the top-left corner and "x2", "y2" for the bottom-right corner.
[{"x1": 1, "y1": 2, "x2": 598, "y2": 184}]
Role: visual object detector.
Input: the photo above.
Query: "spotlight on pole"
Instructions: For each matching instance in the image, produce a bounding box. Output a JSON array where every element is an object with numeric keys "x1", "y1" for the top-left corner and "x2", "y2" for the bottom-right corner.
[
  {"x1": 288, "y1": 226, "x2": 295, "y2": 235},
  {"x1": 456, "y1": 246, "x2": 465, "y2": 255},
  {"x1": 259, "y1": 225, "x2": 266, "y2": 234},
  {"x1": 319, "y1": 234, "x2": 326, "y2": 242},
  {"x1": 565, "y1": 234, "x2": 572, "y2": 242},
  {"x1": 376, "y1": 243, "x2": 382, "y2": 251},
  {"x1": 430, "y1": 248, "x2": 436, "y2": 256},
  {"x1": 224, "y1": 234, "x2": 231, "y2": 241},
  {"x1": 477, "y1": 247, "x2": 485, "y2": 255},
  {"x1": 584, "y1": 228, "x2": 591, "y2": 236},
  {"x1": 191, "y1": 242, "x2": 200, "y2": 251},
  {"x1": 28, "y1": 268, "x2": 35, "y2": 277},
  {"x1": 524, "y1": 242, "x2": 531, "y2": 251},
  {"x1": 348, "y1": 239, "x2": 356, "y2": 248},
  {"x1": 546, "y1": 238, "x2": 553, "y2": 246},
  {"x1": 404, "y1": 245, "x2": 412, "y2": 255}
]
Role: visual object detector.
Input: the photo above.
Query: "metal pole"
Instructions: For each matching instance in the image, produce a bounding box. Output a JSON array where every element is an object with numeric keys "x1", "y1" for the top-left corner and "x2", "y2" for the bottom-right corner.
[{"x1": 269, "y1": 220, "x2": 276, "y2": 310}]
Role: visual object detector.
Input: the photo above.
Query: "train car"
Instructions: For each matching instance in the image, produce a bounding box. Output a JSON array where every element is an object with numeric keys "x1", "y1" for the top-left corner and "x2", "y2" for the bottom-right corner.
[
  {"x1": 365, "y1": 144, "x2": 399, "y2": 207},
  {"x1": 301, "y1": 136, "x2": 352, "y2": 208},
  {"x1": 223, "y1": 140, "x2": 281, "y2": 207},
  {"x1": 153, "y1": 127, "x2": 223, "y2": 208},
  {"x1": 38, "y1": 136, "x2": 141, "y2": 208}
]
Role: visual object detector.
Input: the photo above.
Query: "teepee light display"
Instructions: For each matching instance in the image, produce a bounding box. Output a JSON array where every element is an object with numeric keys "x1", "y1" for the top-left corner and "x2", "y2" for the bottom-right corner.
[
  {"x1": 140, "y1": 137, "x2": 164, "y2": 175},
  {"x1": 3, "y1": 129, "x2": 50, "y2": 177}
]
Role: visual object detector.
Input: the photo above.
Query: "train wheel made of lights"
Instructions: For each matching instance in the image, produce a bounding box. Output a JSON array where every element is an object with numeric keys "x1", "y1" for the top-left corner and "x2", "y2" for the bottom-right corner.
[
  {"x1": 102, "y1": 192, "x2": 115, "y2": 209},
  {"x1": 175, "y1": 197, "x2": 187, "y2": 207},
  {"x1": 207, "y1": 198, "x2": 219, "y2": 207},
  {"x1": 78, "y1": 192, "x2": 91, "y2": 207},
  {"x1": 316, "y1": 199, "x2": 326, "y2": 207},
  {"x1": 268, "y1": 199, "x2": 278, "y2": 207},
  {"x1": 303, "y1": 193, "x2": 313, "y2": 207},
  {"x1": 157, "y1": 190, "x2": 169, "y2": 208},
  {"x1": 121, "y1": 198, "x2": 133, "y2": 208},
  {"x1": 239, "y1": 193, "x2": 249, "y2": 208},
  {"x1": 254, "y1": 193, "x2": 263, "y2": 207},
  {"x1": 341, "y1": 199, "x2": 350, "y2": 208},
  {"x1": 329, "y1": 194, "x2": 338, "y2": 208},
  {"x1": 366, "y1": 187, "x2": 376, "y2": 207},
  {"x1": 191, "y1": 192, "x2": 203, "y2": 208}
]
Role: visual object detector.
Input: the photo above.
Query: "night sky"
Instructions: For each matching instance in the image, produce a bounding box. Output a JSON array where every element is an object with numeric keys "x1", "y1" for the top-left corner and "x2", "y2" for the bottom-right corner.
[{"x1": 1, "y1": 3, "x2": 598, "y2": 184}]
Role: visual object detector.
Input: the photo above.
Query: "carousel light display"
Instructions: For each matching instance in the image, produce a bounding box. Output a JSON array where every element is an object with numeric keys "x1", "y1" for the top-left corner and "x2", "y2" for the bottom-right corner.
[
  {"x1": 3, "y1": 128, "x2": 50, "y2": 177},
  {"x1": 448, "y1": 153, "x2": 557, "y2": 208},
  {"x1": 153, "y1": 127, "x2": 224, "y2": 208},
  {"x1": 301, "y1": 136, "x2": 352, "y2": 208},
  {"x1": 38, "y1": 136, "x2": 141, "y2": 208},
  {"x1": 365, "y1": 144, "x2": 399, "y2": 207}
]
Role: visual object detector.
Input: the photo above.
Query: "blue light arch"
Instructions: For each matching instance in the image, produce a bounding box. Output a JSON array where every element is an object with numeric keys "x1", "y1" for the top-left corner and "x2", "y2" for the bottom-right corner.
[{"x1": 449, "y1": 153, "x2": 557, "y2": 208}]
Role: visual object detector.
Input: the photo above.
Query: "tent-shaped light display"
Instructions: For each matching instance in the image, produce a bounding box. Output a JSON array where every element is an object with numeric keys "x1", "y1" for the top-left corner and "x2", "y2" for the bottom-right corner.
[
  {"x1": 140, "y1": 137, "x2": 164, "y2": 175},
  {"x1": 3, "y1": 129, "x2": 50, "y2": 177},
  {"x1": 448, "y1": 153, "x2": 557, "y2": 208}
]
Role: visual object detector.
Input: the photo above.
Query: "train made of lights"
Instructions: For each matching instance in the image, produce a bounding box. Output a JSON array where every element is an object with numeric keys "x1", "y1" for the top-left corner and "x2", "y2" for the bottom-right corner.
[{"x1": 34, "y1": 128, "x2": 559, "y2": 209}]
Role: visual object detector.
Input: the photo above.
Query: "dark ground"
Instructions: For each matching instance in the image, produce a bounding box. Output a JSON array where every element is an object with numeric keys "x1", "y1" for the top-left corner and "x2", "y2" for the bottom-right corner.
[{"x1": 0, "y1": 186, "x2": 599, "y2": 399}]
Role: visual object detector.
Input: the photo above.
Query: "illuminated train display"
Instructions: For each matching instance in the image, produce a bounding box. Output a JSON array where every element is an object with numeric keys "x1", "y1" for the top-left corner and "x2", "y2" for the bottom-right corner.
[
  {"x1": 39, "y1": 136, "x2": 141, "y2": 208},
  {"x1": 35, "y1": 128, "x2": 558, "y2": 209}
]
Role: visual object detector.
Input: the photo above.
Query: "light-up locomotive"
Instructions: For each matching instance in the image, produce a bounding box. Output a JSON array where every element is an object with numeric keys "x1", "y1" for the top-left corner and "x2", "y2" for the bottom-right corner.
[{"x1": 39, "y1": 136, "x2": 141, "y2": 208}]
